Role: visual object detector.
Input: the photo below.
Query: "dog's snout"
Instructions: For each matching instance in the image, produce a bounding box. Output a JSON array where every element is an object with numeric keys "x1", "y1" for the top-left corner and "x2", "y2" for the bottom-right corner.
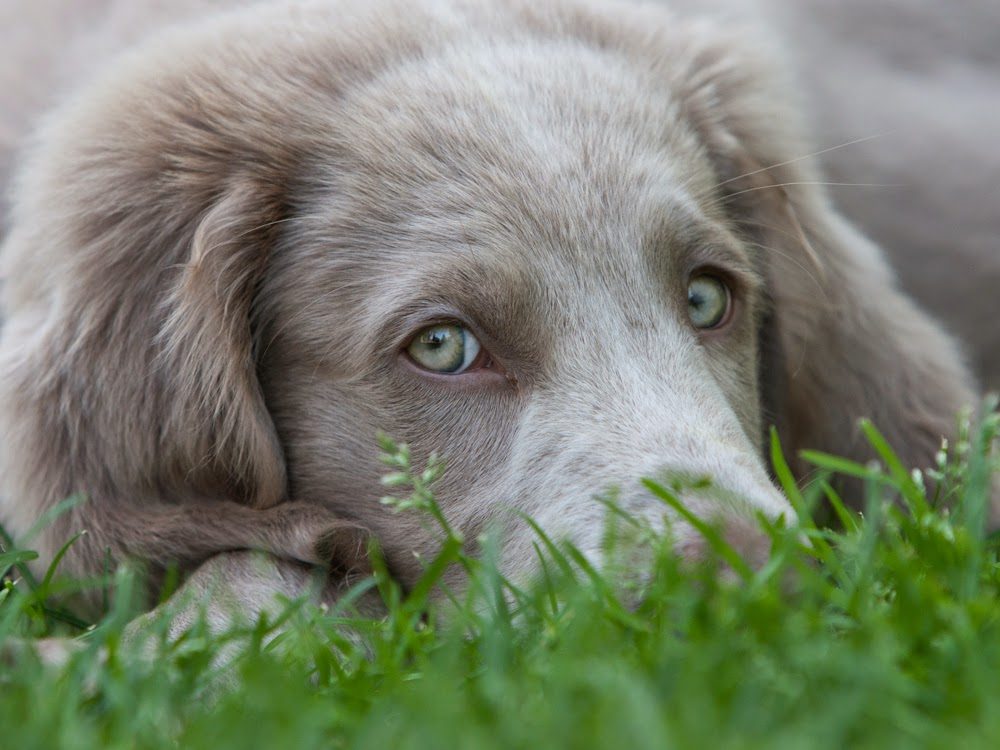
[{"x1": 673, "y1": 515, "x2": 774, "y2": 572}]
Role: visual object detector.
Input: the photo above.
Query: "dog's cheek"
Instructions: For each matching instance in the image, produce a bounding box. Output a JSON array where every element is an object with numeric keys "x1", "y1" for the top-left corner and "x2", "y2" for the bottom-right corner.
[
  {"x1": 388, "y1": 385, "x2": 525, "y2": 520},
  {"x1": 261, "y1": 363, "x2": 527, "y2": 582},
  {"x1": 700, "y1": 317, "x2": 765, "y2": 454}
]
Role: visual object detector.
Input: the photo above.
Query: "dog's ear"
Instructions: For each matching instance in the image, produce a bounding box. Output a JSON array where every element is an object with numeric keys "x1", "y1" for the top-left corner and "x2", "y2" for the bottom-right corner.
[
  {"x1": 0, "y1": 160, "x2": 294, "y2": 591},
  {"x1": 1, "y1": 170, "x2": 290, "y2": 510},
  {"x1": 157, "y1": 177, "x2": 288, "y2": 507},
  {"x1": 671, "y1": 27, "x2": 978, "y2": 483},
  {"x1": 738, "y1": 170, "x2": 976, "y2": 481},
  {"x1": 0, "y1": 14, "x2": 387, "y2": 595}
]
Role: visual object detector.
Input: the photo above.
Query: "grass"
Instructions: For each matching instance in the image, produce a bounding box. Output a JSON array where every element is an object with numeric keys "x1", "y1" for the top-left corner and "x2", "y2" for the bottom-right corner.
[{"x1": 1, "y1": 405, "x2": 998, "y2": 750}]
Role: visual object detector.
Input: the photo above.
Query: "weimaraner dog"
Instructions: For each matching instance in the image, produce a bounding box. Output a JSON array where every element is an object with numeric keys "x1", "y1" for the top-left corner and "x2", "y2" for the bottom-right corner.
[{"x1": 0, "y1": 0, "x2": 993, "y2": 627}]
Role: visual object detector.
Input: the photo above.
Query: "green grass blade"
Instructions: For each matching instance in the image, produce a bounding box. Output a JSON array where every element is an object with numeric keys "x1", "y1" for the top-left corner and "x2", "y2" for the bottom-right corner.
[
  {"x1": 799, "y1": 450, "x2": 884, "y2": 483},
  {"x1": 858, "y1": 419, "x2": 931, "y2": 516},
  {"x1": 642, "y1": 478, "x2": 753, "y2": 582},
  {"x1": 769, "y1": 427, "x2": 807, "y2": 521}
]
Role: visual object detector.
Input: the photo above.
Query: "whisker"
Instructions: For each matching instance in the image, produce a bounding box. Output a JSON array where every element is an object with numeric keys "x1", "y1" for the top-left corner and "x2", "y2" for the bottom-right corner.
[
  {"x1": 743, "y1": 236, "x2": 836, "y2": 380},
  {"x1": 716, "y1": 132, "x2": 893, "y2": 188},
  {"x1": 743, "y1": 238, "x2": 830, "y2": 306},
  {"x1": 722, "y1": 181, "x2": 902, "y2": 202},
  {"x1": 239, "y1": 215, "x2": 302, "y2": 236}
]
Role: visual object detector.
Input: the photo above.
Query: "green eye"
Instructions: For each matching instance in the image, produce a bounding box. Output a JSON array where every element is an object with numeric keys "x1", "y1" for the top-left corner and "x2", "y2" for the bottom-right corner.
[
  {"x1": 687, "y1": 275, "x2": 730, "y2": 329},
  {"x1": 407, "y1": 324, "x2": 482, "y2": 373}
]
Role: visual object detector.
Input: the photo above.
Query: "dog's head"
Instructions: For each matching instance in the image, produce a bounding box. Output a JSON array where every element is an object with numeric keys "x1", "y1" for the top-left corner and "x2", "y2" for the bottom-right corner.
[{"x1": 0, "y1": 0, "x2": 975, "y2": 592}]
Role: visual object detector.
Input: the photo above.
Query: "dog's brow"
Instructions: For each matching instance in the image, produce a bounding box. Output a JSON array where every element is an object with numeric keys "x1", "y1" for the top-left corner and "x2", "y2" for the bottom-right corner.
[
  {"x1": 643, "y1": 209, "x2": 757, "y2": 286},
  {"x1": 371, "y1": 256, "x2": 541, "y2": 354}
]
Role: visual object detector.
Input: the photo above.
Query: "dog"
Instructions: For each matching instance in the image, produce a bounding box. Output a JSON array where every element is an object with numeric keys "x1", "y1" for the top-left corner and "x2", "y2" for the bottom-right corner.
[{"x1": 0, "y1": 0, "x2": 987, "y2": 625}]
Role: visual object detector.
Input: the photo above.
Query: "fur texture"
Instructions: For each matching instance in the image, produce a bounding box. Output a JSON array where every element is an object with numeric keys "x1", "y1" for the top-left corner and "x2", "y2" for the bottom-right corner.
[{"x1": 0, "y1": 0, "x2": 984, "y2": 614}]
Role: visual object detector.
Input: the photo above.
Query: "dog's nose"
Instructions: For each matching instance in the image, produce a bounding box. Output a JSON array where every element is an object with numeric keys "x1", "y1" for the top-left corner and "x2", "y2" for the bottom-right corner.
[
  {"x1": 610, "y1": 475, "x2": 789, "y2": 577},
  {"x1": 672, "y1": 514, "x2": 775, "y2": 575}
]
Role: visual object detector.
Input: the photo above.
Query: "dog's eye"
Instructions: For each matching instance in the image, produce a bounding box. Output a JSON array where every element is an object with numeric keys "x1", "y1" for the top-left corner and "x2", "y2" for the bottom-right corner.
[
  {"x1": 407, "y1": 323, "x2": 482, "y2": 373},
  {"x1": 687, "y1": 274, "x2": 730, "y2": 329}
]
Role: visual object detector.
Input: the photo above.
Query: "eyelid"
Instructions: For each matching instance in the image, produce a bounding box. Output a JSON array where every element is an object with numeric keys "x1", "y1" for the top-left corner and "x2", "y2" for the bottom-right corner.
[
  {"x1": 688, "y1": 266, "x2": 739, "y2": 293},
  {"x1": 400, "y1": 315, "x2": 480, "y2": 353},
  {"x1": 383, "y1": 297, "x2": 517, "y2": 368}
]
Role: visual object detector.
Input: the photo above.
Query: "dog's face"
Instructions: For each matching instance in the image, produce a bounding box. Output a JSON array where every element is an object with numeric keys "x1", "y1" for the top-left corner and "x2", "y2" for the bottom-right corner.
[
  {"x1": 256, "y1": 40, "x2": 791, "y2": 583},
  {"x1": 0, "y1": 0, "x2": 977, "y2": 598}
]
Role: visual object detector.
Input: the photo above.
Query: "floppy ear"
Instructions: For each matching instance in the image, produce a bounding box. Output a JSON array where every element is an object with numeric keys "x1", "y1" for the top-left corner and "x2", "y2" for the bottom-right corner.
[
  {"x1": 157, "y1": 178, "x2": 288, "y2": 508},
  {"x1": 671, "y1": 27, "x2": 979, "y2": 487},
  {"x1": 0, "y1": 13, "x2": 385, "y2": 606},
  {"x1": 744, "y1": 174, "x2": 977, "y2": 480},
  {"x1": 0, "y1": 168, "x2": 295, "y2": 580}
]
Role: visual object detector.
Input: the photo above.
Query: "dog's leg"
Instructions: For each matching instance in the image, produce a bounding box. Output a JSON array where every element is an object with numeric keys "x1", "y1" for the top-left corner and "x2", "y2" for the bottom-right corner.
[
  {"x1": 122, "y1": 550, "x2": 381, "y2": 688},
  {"x1": 122, "y1": 550, "x2": 376, "y2": 647},
  {"x1": 35, "y1": 499, "x2": 374, "y2": 616},
  {"x1": 4, "y1": 550, "x2": 381, "y2": 671},
  {"x1": 105, "y1": 500, "x2": 372, "y2": 570}
]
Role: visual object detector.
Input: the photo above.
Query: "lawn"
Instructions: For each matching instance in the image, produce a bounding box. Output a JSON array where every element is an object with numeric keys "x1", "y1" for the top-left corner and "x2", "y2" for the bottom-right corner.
[{"x1": 1, "y1": 408, "x2": 998, "y2": 750}]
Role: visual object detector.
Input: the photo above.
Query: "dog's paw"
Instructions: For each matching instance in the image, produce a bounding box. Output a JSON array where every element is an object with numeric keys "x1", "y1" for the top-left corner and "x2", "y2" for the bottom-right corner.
[
  {"x1": 262, "y1": 502, "x2": 372, "y2": 575},
  {"x1": 313, "y1": 523, "x2": 374, "y2": 578},
  {"x1": 1, "y1": 636, "x2": 89, "y2": 669}
]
